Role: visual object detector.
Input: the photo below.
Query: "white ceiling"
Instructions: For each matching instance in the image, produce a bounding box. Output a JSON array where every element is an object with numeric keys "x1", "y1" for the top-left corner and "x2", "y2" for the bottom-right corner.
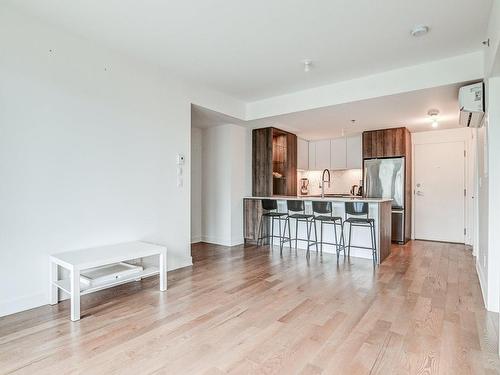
[
  {"x1": 6, "y1": 0, "x2": 492, "y2": 101},
  {"x1": 193, "y1": 82, "x2": 477, "y2": 139},
  {"x1": 191, "y1": 105, "x2": 245, "y2": 129}
]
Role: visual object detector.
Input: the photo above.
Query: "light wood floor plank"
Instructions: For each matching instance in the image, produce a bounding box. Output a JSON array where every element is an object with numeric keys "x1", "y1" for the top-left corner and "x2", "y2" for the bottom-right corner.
[{"x1": 0, "y1": 240, "x2": 498, "y2": 374}]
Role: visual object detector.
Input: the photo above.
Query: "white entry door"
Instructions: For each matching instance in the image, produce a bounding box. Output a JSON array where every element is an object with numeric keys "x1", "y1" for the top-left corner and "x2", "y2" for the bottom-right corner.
[{"x1": 414, "y1": 141, "x2": 465, "y2": 243}]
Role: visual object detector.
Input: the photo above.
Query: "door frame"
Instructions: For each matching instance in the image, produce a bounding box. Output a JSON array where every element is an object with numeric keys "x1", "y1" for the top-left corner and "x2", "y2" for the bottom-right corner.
[{"x1": 411, "y1": 128, "x2": 474, "y2": 245}]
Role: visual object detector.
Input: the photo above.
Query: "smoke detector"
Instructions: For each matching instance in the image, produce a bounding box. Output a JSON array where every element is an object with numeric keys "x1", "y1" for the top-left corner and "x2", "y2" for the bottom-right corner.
[
  {"x1": 302, "y1": 60, "x2": 313, "y2": 72},
  {"x1": 411, "y1": 25, "x2": 429, "y2": 37}
]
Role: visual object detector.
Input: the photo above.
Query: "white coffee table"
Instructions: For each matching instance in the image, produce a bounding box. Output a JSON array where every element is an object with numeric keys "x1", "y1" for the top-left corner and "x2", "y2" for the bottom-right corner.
[{"x1": 49, "y1": 241, "x2": 167, "y2": 321}]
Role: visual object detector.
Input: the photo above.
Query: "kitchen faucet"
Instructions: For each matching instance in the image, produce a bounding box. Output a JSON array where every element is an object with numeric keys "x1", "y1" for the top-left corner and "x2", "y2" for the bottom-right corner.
[{"x1": 320, "y1": 169, "x2": 331, "y2": 199}]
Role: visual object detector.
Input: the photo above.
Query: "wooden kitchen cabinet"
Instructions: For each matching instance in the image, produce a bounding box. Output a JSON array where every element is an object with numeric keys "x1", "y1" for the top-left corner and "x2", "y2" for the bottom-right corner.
[
  {"x1": 362, "y1": 127, "x2": 410, "y2": 159},
  {"x1": 252, "y1": 127, "x2": 297, "y2": 196}
]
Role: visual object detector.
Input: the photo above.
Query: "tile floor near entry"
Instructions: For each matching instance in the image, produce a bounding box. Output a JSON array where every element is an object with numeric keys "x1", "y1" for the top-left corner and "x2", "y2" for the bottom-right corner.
[{"x1": 0, "y1": 241, "x2": 498, "y2": 374}]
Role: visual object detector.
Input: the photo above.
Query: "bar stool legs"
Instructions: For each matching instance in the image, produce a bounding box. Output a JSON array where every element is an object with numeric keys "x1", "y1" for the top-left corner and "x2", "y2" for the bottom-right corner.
[
  {"x1": 280, "y1": 216, "x2": 316, "y2": 255},
  {"x1": 257, "y1": 214, "x2": 286, "y2": 248},
  {"x1": 310, "y1": 219, "x2": 343, "y2": 258},
  {"x1": 343, "y1": 220, "x2": 377, "y2": 265}
]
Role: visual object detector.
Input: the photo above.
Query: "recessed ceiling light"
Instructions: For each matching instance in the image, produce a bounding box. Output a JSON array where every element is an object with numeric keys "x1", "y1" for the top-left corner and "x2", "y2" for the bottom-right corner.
[
  {"x1": 411, "y1": 25, "x2": 429, "y2": 37},
  {"x1": 302, "y1": 59, "x2": 313, "y2": 72}
]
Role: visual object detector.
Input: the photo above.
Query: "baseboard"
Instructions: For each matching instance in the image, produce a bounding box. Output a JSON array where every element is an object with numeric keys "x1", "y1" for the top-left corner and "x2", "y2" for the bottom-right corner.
[
  {"x1": 201, "y1": 236, "x2": 232, "y2": 247},
  {"x1": 191, "y1": 236, "x2": 202, "y2": 244},
  {"x1": 230, "y1": 236, "x2": 244, "y2": 246},
  {"x1": 476, "y1": 258, "x2": 488, "y2": 309},
  {"x1": 0, "y1": 292, "x2": 47, "y2": 318}
]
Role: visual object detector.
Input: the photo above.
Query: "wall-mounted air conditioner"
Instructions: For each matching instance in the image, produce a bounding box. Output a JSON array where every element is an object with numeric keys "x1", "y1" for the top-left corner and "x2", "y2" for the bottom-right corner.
[{"x1": 459, "y1": 82, "x2": 485, "y2": 128}]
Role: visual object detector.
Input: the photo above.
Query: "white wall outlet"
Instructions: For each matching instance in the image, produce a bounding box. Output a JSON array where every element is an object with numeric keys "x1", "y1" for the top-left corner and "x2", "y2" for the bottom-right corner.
[{"x1": 176, "y1": 153, "x2": 185, "y2": 165}]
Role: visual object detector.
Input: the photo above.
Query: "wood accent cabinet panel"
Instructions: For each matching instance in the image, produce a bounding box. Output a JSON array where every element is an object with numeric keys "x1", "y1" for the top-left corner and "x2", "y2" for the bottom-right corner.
[
  {"x1": 252, "y1": 127, "x2": 273, "y2": 196},
  {"x1": 362, "y1": 127, "x2": 408, "y2": 159},
  {"x1": 285, "y1": 133, "x2": 297, "y2": 195},
  {"x1": 243, "y1": 198, "x2": 266, "y2": 243},
  {"x1": 252, "y1": 127, "x2": 297, "y2": 197}
]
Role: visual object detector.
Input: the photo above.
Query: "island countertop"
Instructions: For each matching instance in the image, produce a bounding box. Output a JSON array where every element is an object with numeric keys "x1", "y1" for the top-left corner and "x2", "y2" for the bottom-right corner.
[
  {"x1": 243, "y1": 196, "x2": 393, "y2": 263},
  {"x1": 244, "y1": 196, "x2": 393, "y2": 203}
]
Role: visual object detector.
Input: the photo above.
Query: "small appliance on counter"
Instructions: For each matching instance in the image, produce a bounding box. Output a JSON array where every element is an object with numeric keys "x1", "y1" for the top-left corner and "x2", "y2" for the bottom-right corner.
[
  {"x1": 350, "y1": 185, "x2": 363, "y2": 196},
  {"x1": 300, "y1": 178, "x2": 309, "y2": 195}
]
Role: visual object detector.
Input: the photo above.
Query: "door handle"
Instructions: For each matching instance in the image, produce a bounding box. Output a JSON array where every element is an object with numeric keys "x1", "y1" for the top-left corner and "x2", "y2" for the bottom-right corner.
[{"x1": 416, "y1": 191, "x2": 424, "y2": 196}]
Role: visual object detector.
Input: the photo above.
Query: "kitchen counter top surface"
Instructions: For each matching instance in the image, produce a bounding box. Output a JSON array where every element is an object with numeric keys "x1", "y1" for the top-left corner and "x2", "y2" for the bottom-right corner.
[{"x1": 245, "y1": 196, "x2": 393, "y2": 203}]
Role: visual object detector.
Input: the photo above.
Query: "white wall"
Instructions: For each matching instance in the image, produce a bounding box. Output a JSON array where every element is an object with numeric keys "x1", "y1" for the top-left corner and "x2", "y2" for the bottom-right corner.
[
  {"x1": 482, "y1": 76, "x2": 500, "y2": 313},
  {"x1": 476, "y1": 121, "x2": 490, "y2": 306},
  {"x1": 201, "y1": 126, "x2": 233, "y2": 245},
  {"x1": 191, "y1": 127, "x2": 203, "y2": 243},
  {"x1": 484, "y1": 0, "x2": 500, "y2": 77},
  {"x1": 0, "y1": 6, "x2": 243, "y2": 316},
  {"x1": 475, "y1": 1, "x2": 500, "y2": 314},
  {"x1": 200, "y1": 125, "x2": 251, "y2": 246}
]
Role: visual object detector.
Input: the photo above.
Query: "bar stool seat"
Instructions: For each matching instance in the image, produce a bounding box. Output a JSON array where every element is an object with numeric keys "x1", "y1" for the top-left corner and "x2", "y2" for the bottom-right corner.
[
  {"x1": 264, "y1": 212, "x2": 288, "y2": 218},
  {"x1": 344, "y1": 217, "x2": 375, "y2": 224},
  {"x1": 315, "y1": 215, "x2": 342, "y2": 223},
  {"x1": 288, "y1": 213, "x2": 314, "y2": 220}
]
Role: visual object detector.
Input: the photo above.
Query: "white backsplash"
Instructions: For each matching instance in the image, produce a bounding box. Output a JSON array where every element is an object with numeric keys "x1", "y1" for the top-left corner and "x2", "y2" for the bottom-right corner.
[{"x1": 297, "y1": 169, "x2": 362, "y2": 196}]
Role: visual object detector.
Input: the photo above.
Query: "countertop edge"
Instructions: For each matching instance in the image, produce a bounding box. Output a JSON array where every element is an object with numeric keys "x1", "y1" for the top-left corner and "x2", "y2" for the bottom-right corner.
[{"x1": 244, "y1": 196, "x2": 393, "y2": 203}]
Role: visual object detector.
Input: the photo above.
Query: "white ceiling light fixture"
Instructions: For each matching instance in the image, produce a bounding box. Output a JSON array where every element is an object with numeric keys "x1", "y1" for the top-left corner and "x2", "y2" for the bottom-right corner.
[
  {"x1": 427, "y1": 108, "x2": 440, "y2": 128},
  {"x1": 302, "y1": 59, "x2": 313, "y2": 72},
  {"x1": 411, "y1": 25, "x2": 430, "y2": 37}
]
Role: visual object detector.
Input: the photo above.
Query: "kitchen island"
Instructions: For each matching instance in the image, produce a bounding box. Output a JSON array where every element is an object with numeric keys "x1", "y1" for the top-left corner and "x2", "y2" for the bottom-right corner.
[{"x1": 243, "y1": 196, "x2": 392, "y2": 264}]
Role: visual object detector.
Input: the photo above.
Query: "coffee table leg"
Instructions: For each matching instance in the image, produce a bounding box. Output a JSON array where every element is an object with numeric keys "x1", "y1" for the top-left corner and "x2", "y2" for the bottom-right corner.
[
  {"x1": 70, "y1": 268, "x2": 81, "y2": 321},
  {"x1": 49, "y1": 261, "x2": 58, "y2": 305}
]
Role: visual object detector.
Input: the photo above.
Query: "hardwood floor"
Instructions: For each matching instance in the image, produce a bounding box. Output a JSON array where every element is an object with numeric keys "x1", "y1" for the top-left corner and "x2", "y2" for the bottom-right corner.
[{"x1": 1, "y1": 241, "x2": 499, "y2": 374}]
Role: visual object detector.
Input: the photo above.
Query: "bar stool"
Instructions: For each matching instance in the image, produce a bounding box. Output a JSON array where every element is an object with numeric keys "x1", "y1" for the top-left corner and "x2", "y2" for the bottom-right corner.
[
  {"x1": 310, "y1": 201, "x2": 344, "y2": 258},
  {"x1": 257, "y1": 199, "x2": 287, "y2": 247},
  {"x1": 281, "y1": 200, "x2": 317, "y2": 254},
  {"x1": 343, "y1": 201, "x2": 377, "y2": 265}
]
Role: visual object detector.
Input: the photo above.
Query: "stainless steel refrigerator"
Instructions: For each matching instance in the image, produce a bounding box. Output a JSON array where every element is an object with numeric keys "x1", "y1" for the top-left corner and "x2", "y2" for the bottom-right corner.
[{"x1": 363, "y1": 157, "x2": 405, "y2": 243}]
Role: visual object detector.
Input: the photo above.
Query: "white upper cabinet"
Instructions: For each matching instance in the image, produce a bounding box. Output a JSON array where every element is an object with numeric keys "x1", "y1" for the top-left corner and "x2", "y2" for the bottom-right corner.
[
  {"x1": 307, "y1": 134, "x2": 362, "y2": 171},
  {"x1": 346, "y1": 134, "x2": 362, "y2": 169},
  {"x1": 308, "y1": 141, "x2": 316, "y2": 170},
  {"x1": 313, "y1": 139, "x2": 331, "y2": 170},
  {"x1": 330, "y1": 137, "x2": 347, "y2": 170},
  {"x1": 297, "y1": 138, "x2": 309, "y2": 170}
]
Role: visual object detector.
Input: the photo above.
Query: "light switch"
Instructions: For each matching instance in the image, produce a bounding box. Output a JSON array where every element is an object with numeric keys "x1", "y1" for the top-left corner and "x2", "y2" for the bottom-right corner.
[{"x1": 176, "y1": 154, "x2": 185, "y2": 165}]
